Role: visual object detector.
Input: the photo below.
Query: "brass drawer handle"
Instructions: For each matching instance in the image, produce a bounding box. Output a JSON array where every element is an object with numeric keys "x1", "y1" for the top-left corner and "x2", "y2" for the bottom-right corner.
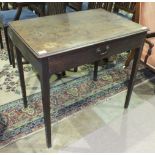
[{"x1": 96, "y1": 45, "x2": 110, "y2": 55}]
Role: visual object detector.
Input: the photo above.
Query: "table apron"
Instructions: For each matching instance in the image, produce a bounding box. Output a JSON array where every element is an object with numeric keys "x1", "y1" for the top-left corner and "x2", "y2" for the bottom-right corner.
[{"x1": 48, "y1": 32, "x2": 146, "y2": 74}]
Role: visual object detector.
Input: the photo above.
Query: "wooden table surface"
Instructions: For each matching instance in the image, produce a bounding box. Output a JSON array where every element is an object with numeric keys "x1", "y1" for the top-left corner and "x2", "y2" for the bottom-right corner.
[{"x1": 9, "y1": 9, "x2": 147, "y2": 58}]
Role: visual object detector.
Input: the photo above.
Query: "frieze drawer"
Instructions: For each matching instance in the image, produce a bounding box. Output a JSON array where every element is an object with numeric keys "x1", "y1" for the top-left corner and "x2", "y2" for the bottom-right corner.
[{"x1": 48, "y1": 33, "x2": 145, "y2": 74}]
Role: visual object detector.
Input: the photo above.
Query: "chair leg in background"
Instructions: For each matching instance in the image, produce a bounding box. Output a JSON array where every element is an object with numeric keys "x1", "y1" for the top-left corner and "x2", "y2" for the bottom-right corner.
[
  {"x1": 124, "y1": 50, "x2": 135, "y2": 68},
  {"x1": 62, "y1": 71, "x2": 66, "y2": 76},
  {"x1": 0, "y1": 28, "x2": 4, "y2": 49},
  {"x1": 56, "y1": 71, "x2": 66, "y2": 80},
  {"x1": 74, "y1": 67, "x2": 78, "y2": 72},
  {"x1": 4, "y1": 27, "x2": 12, "y2": 65},
  {"x1": 93, "y1": 61, "x2": 99, "y2": 81},
  {"x1": 8, "y1": 37, "x2": 15, "y2": 68}
]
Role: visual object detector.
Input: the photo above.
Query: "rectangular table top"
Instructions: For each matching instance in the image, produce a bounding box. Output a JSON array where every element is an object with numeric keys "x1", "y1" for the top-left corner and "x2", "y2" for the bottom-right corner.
[{"x1": 9, "y1": 9, "x2": 148, "y2": 58}]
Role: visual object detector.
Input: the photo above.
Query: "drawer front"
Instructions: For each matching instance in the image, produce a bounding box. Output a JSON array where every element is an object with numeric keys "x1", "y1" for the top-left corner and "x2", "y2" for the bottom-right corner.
[{"x1": 48, "y1": 32, "x2": 146, "y2": 74}]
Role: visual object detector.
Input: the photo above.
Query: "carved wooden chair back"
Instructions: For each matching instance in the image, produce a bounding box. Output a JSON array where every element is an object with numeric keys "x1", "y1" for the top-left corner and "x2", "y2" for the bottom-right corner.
[
  {"x1": 113, "y1": 2, "x2": 136, "y2": 13},
  {"x1": 46, "y1": 2, "x2": 67, "y2": 15},
  {"x1": 1, "y1": 2, "x2": 9, "y2": 10},
  {"x1": 113, "y1": 2, "x2": 137, "y2": 21},
  {"x1": 28, "y1": 3, "x2": 46, "y2": 16},
  {"x1": 68, "y1": 2, "x2": 82, "y2": 11},
  {"x1": 88, "y1": 2, "x2": 113, "y2": 12}
]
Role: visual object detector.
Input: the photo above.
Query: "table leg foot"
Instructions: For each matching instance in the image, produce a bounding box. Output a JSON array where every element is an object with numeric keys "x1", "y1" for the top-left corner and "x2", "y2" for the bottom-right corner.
[{"x1": 4, "y1": 27, "x2": 12, "y2": 65}]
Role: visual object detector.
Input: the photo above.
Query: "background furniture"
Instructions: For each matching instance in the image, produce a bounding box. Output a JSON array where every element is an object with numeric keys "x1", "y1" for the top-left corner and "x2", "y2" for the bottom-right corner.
[
  {"x1": 113, "y1": 2, "x2": 137, "y2": 20},
  {"x1": 46, "y1": 2, "x2": 67, "y2": 15},
  {"x1": 0, "y1": 3, "x2": 42, "y2": 67},
  {"x1": 68, "y1": 2, "x2": 82, "y2": 11},
  {"x1": 125, "y1": 3, "x2": 155, "y2": 72},
  {"x1": 88, "y1": 2, "x2": 113, "y2": 11}
]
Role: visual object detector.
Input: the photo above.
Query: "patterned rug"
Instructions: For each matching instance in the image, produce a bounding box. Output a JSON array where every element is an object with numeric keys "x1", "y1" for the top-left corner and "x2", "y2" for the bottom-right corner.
[{"x1": 0, "y1": 36, "x2": 155, "y2": 149}]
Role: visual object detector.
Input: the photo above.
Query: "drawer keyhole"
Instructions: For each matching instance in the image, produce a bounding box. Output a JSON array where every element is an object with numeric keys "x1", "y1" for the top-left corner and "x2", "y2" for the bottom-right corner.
[{"x1": 96, "y1": 45, "x2": 110, "y2": 55}]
